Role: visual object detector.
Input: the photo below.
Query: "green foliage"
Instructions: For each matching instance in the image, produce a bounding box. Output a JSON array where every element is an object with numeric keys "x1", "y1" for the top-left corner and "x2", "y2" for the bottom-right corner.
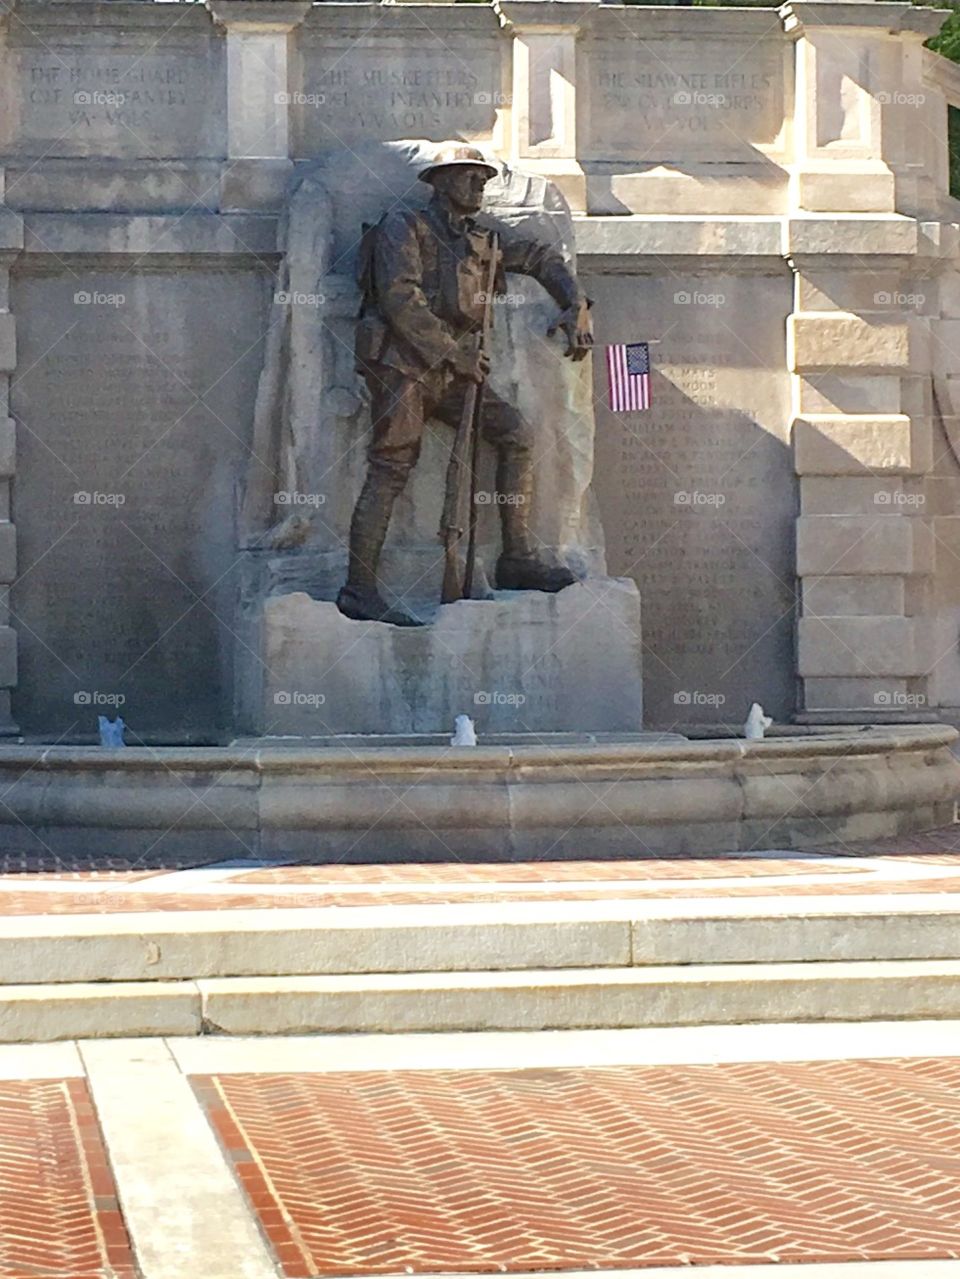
[
  {"x1": 926, "y1": 2, "x2": 960, "y2": 62},
  {"x1": 923, "y1": 2, "x2": 960, "y2": 196}
]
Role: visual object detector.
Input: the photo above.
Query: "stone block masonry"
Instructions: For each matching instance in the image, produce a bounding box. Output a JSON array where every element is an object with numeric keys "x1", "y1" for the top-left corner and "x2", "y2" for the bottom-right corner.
[{"x1": 1, "y1": 0, "x2": 959, "y2": 735}]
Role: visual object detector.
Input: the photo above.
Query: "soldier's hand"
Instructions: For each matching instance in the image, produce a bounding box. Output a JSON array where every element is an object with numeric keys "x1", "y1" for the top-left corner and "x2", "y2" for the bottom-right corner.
[
  {"x1": 549, "y1": 301, "x2": 594, "y2": 361},
  {"x1": 449, "y1": 347, "x2": 491, "y2": 384}
]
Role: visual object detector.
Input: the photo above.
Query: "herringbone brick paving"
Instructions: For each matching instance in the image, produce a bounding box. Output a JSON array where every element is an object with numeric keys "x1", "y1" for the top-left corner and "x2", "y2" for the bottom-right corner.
[
  {"x1": 1, "y1": 870, "x2": 960, "y2": 913},
  {"x1": 196, "y1": 1060, "x2": 960, "y2": 1275},
  {"x1": 1, "y1": 818, "x2": 959, "y2": 876},
  {"x1": 0, "y1": 1079, "x2": 137, "y2": 1279}
]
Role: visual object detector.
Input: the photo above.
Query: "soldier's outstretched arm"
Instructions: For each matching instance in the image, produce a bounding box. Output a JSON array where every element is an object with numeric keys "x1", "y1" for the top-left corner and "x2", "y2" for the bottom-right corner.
[
  {"x1": 374, "y1": 213, "x2": 461, "y2": 372},
  {"x1": 500, "y1": 233, "x2": 594, "y2": 361}
]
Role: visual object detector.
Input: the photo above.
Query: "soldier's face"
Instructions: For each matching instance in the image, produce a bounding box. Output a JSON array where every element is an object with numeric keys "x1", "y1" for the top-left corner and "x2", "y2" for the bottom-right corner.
[{"x1": 432, "y1": 165, "x2": 489, "y2": 213}]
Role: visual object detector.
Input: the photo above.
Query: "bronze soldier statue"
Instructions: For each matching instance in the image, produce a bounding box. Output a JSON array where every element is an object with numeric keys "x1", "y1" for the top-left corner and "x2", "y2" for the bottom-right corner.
[{"x1": 337, "y1": 143, "x2": 594, "y2": 626}]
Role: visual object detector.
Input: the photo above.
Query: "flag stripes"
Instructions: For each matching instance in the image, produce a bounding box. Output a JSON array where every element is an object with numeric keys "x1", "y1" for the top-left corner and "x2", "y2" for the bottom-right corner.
[{"x1": 606, "y1": 342, "x2": 651, "y2": 412}]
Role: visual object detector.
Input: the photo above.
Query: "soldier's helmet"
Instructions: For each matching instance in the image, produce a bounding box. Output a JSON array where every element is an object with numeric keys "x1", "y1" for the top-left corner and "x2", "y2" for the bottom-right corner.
[{"x1": 418, "y1": 143, "x2": 499, "y2": 184}]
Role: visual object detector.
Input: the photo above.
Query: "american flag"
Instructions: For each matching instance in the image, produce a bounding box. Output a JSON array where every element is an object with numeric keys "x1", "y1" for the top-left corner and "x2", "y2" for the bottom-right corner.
[{"x1": 606, "y1": 342, "x2": 651, "y2": 412}]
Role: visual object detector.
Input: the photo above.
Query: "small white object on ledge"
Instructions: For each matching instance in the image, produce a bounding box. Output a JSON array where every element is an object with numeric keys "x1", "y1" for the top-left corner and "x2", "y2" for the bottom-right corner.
[
  {"x1": 98, "y1": 715, "x2": 126, "y2": 748},
  {"x1": 450, "y1": 714, "x2": 478, "y2": 746},
  {"x1": 744, "y1": 703, "x2": 773, "y2": 741}
]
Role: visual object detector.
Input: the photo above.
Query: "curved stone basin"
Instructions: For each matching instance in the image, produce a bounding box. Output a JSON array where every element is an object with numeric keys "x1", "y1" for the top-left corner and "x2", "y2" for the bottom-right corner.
[{"x1": 0, "y1": 725, "x2": 956, "y2": 860}]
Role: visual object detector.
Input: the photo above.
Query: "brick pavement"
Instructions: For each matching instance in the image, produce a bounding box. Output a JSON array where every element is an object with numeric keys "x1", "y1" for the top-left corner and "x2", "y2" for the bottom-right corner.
[
  {"x1": 1, "y1": 819, "x2": 958, "y2": 877},
  {"x1": 1, "y1": 849, "x2": 960, "y2": 914},
  {"x1": 0, "y1": 1078, "x2": 137, "y2": 1279},
  {"x1": 194, "y1": 1059, "x2": 960, "y2": 1276}
]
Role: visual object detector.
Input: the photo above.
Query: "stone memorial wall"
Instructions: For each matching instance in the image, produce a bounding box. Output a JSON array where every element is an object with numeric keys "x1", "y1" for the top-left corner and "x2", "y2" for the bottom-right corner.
[{"x1": 0, "y1": 0, "x2": 958, "y2": 739}]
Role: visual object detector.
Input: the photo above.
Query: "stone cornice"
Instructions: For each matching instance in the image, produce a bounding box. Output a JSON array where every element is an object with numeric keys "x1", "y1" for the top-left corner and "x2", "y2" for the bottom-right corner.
[
  {"x1": 494, "y1": 0, "x2": 599, "y2": 33},
  {"x1": 204, "y1": 0, "x2": 311, "y2": 30},
  {"x1": 780, "y1": 0, "x2": 948, "y2": 39}
]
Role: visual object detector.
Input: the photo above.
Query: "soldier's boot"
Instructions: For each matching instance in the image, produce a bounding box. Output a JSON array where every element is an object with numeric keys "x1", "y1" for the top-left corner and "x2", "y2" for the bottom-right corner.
[
  {"x1": 336, "y1": 466, "x2": 424, "y2": 626},
  {"x1": 494, "y1": 450, "x2": 579, "y2": 593}
]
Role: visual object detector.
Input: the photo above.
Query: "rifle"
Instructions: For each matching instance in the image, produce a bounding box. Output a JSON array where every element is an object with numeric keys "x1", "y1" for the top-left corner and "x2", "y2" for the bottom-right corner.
[{"x1": 439, "y1": 231, "x2": 499, "y2": 605}]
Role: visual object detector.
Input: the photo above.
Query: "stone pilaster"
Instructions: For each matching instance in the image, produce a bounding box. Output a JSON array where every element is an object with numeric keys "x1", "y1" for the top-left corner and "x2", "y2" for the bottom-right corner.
[
  {"x1": 0, "y1": 175, "x2": 22, "y2": 736},
  {"x1": 781, "y1": 1, "x2": 948, "y2": 216},
  {"x1": 787, "y1": 221, "x2": 937, "y2": 721},
  {"x1": 781, "y1": 0, "x2": 951, "y2": 724},
  {"x1": 494, "y1": 0, "x2": 598, "y2": 212},
  {"x1": 205, "y1": 0, "x2": 311, "y2": 212}
]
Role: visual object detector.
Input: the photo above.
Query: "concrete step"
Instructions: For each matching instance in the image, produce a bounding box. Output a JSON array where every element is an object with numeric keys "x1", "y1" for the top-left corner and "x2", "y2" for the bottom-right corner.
[
  {"x1": 4, "y1": 900, "x2": 960, "y2": 983},
  {"x1": 5, "y1": 960, "x2": 960, "y2": 1041}
]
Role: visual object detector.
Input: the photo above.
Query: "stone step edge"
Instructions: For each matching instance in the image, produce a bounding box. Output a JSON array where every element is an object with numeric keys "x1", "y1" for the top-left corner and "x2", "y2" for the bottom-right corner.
[
  {"x1": 4, "y1": 960, "x2": 960, "y2": 1042},
  {"x1": 8, "y1": 909, "x2": 960, "y2": 984}
]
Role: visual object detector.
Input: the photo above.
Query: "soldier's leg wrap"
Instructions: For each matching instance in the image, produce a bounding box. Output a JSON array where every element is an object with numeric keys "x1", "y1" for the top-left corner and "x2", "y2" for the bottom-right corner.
[
  {"x1": 478, "y1": 393, "x2": 536, "y2": 557},
  {"x1": 344, "y1": 369, "x2": 423, "y2": 591},
  {"x1": 345, "y1": 458, "x2": 411, "y2": 591},
  {"x1": 495, "y1": 439, "x2": 535, "y2": 557},
  {"x1": 338, "y1": 368, "x2": 426, "y2": 623},
  {"x1": 481, "y1": 390, "x2": 578, "y2": 593}
]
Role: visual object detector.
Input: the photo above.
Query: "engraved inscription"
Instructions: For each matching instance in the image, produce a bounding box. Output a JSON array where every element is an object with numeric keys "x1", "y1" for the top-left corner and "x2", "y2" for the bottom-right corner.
[
  {"x1": 590, "y1": 279, "x2": 795, "y2": 722},
  {"x1": 11, "y1": 272, "x2": 265, "y2": 738},
  {"x1": 296, "y1": 49, "x2": 499, "y2": 149},
  {"x1": 588, "y1": 41, "x2": 783, "y2": 156},
  {"x1": 14, "y1": 49, "x2": 220, "y2": 155}
]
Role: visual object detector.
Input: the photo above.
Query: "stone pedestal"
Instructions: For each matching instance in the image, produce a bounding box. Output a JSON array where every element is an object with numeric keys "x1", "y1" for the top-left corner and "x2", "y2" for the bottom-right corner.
[{"x1": 238, "y1": 578, "x2": 643, "y2": 737}]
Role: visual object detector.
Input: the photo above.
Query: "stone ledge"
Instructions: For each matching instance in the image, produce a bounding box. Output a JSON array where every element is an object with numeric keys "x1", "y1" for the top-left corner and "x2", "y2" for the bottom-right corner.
[
  {"x1": 205, "y1": 0, "x2": 311, "y2": 27},
  {"x1": 12, "y1": 902, "x2": 960, "y2": 987},
  {"x1": 1, "y1": 160, "x2": 226, "y2": 217},
  {"x1": 0, "y1": 982, "x2": 200, "y2": 1043},
  {"x1": 0, "y1": 726, "x2": 952, "y2": 858},
  {"x1": 21, "y1": 213, "x2": 278, "y2": 258},
  {"x1": 196, "y1": 960, "x2": 960, "y2": 1035},
  {"x1": 495, "y1": 0, "x2": 600, "y2": 30},
  {"x1": 781, "y1": 1, "x2": 947, "y2": 37},
  {"x1": 784, "y1": 214, "x2": 916, "y2": 257},
  {"x1": 0, "y1": 913, "x2": 633, "y2": 985},
  {"x1": 574, "y1": 216, "x2": 782, "y2": 259},
  {"x1": 0, "y1": 723, "x2": 950, "y2": 771},
  {"x1": 12, "y1": 958, "x2": 960, "y2": 1040},
  {"x1": 300, "y1": 3, "x2": 499, "y2": 33}
]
